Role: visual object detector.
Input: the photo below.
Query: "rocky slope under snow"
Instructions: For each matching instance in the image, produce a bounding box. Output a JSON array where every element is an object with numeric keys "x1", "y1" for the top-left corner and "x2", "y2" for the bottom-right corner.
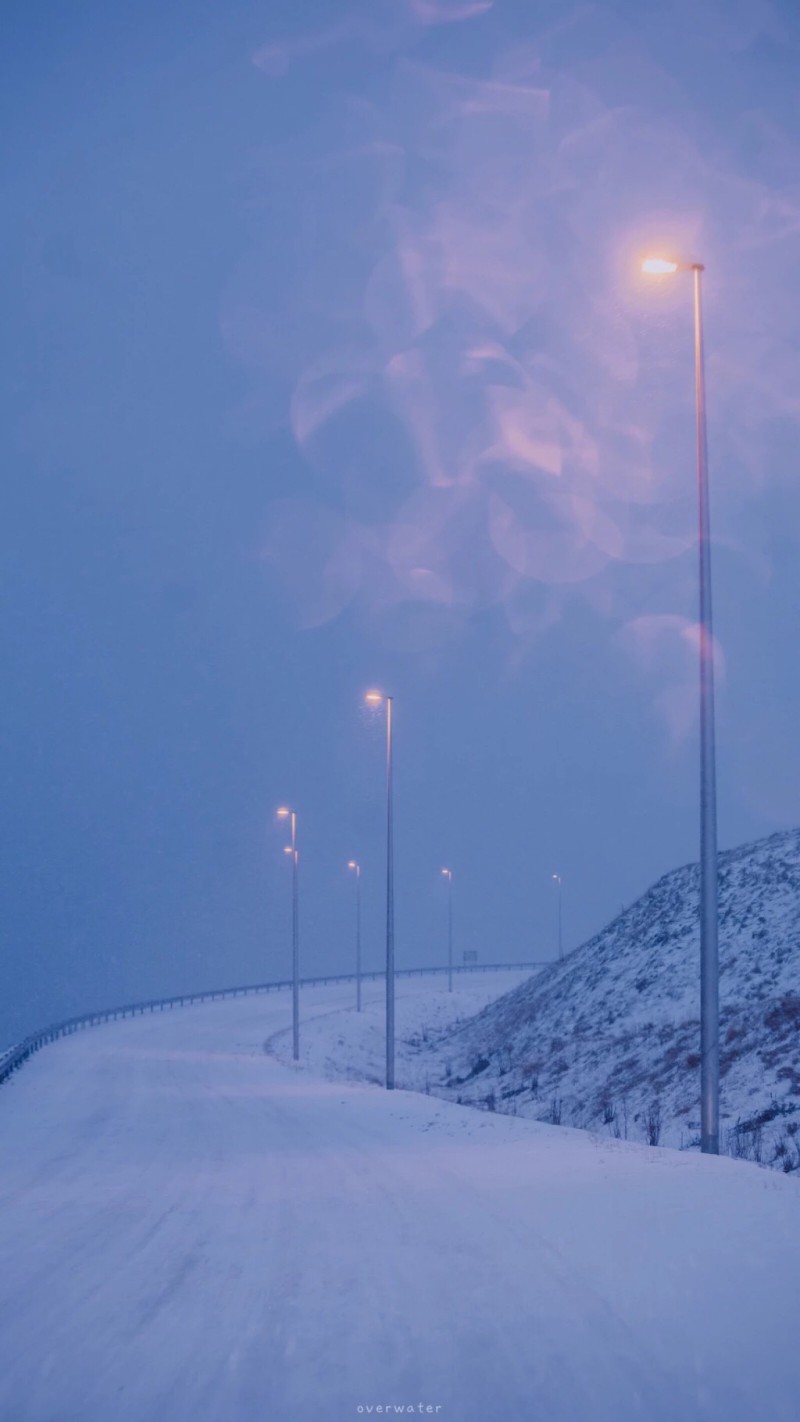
[{"x1": 425, "y1": 829, "x2": 800, "y2": 1169}]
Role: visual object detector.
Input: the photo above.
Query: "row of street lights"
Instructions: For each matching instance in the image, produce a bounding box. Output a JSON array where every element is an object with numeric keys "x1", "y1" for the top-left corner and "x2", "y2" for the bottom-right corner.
[
  {"x1": 276, "y1": 255, "x2": 720, "y2": 1153},
  {"x1": 278, "y1": 751, "x2": 561, "y2": 1089},
  {"x1": 352, "y1": 858, "x2": 457, "y2": 1006},
  {"x1": 279, "y1": 692, "x2": 448, "y2": 1089}
]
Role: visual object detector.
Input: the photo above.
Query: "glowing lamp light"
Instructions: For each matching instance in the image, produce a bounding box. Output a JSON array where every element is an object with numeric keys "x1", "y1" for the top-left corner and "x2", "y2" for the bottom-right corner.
[
  {"x1": 364, "y1": 690, "x2": 384, "y2": 706},
  {"x1": 441, "y1": 867, "x2": 452, "y2": 877},
  {"x1": 642, "y1": 257, "x2": 679, "y2": 275},
  {"x1": 347, "y1": 860, "x2": 358, "y2": 870},
  {"x1": 283, "y1": 845, "x2": 292, "y2": 855},
  {"x1": 276, "y1": 806, "x2": 290, "y2": 819}
]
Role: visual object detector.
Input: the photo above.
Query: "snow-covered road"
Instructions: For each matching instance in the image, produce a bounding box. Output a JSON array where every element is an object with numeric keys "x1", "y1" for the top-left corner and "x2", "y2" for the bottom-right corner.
[{"x1": 1, "y1": 973, "x2": 799, "y2": 1422}]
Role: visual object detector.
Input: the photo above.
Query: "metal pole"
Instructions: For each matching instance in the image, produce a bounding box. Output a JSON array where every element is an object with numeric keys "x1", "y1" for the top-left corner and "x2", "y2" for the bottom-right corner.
[
  {"x1": 386, "y1": 697, "x2": 395, "y2": 1090},
  {"x1": 356, "y1": 865, "x2": 362, "y2": 1013},
  {"x1": 553, "y1": 873, "x2": 563, "y2": 960},
  {"x1": 693, "y1": 264, "x2": 719, "y2": 1155},
  {"x1": 447, "y1": 872, "x2": 453, "y2": 992},
  {"x1": 292, "y1": 812, "x2": 299, "y2": 1062}
]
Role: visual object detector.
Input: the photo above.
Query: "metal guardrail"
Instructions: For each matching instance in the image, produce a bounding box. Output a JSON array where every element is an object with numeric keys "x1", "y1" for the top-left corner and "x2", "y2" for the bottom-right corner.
[{"x1": 0, "y1": 961, "x2": 541, "y2": 1089}]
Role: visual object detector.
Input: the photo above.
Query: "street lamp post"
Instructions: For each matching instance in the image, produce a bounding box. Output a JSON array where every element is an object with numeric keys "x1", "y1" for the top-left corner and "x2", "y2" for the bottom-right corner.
[
  {"x1": 441, "y1": 868, "x2": 453, "y2": 991},
  {"x1": 277, "y1": 806, "x2": 300, "y2": 1061},
  {"x1": 347, "y1": 860, "x2": 362, "y2": 1012},
  {"x1": 365, "y1": 691, "x2": 395, "y2": 1089},
  {"x1": 643, "y1": 255, "x2": 719, "y2": 1155},
  {"x1": 552, "y1": 873, "x2": 563, "y2": 960}
]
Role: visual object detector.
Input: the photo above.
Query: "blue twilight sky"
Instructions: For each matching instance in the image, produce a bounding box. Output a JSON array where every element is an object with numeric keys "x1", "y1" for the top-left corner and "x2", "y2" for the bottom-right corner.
[{"x1": 2, "y1": 0, "x2": 800, "y2": 1047}]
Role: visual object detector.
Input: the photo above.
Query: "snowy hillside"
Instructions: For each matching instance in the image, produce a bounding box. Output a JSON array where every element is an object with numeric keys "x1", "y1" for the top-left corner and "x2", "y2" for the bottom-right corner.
[{"x1": 419, "y1": 829, "x2": 800, "y2": 1167}]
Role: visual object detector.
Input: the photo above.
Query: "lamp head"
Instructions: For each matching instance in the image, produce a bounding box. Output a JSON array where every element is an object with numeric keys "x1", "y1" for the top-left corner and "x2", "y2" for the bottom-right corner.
[
  {"x1": 642, "y1": 256, "x2": 679, "y2": 275},
  {"x1": 364, "y1": 689, "x2": 384, "y2": 706}
]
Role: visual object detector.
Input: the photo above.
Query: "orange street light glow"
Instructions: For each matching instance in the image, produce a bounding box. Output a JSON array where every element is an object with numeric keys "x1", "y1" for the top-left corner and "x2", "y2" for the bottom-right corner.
[
  {"x1": 642, "y1": 257, "x2": 679, "y2": 274},
  {"x1": 276, "y1": 806, "x2": 290, "y2": 819},
  {"x1": 364, "y1": 690, "x2": 383, "y2": 705},
  {"x1": 348, "y1": 860, "x2": 358, "y2": 870},
  {"x1": 283, "y1": 846, "x2": 292, "y2": 855}
]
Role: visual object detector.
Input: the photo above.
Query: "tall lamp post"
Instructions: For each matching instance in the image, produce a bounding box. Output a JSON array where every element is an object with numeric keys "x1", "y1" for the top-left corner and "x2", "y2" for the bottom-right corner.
[
  {"x1": 642, "y1": 255, "x2": 719, "y2": 1155},
  {"x1": 365, "y1": 690, "x2": 395, "y2": 1089},
  {"x1": 277, "y1": 806, "x2": 300, "y2": 1062},
  {"x1": 552, "y1": 873, "x2": 563, "y2": 960},
  {"x1": 347, "y1": 860, "x2": 363, "y2": 1012},
  {"x1": 441, "y1": 868, "x2": 453, "y2": 992}
]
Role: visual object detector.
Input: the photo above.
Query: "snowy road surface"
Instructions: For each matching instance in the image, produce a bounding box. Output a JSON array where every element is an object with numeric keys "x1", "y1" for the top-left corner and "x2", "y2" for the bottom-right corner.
[{"x1": 1, "y1": 972, "x2": 799, "y2": 1422}]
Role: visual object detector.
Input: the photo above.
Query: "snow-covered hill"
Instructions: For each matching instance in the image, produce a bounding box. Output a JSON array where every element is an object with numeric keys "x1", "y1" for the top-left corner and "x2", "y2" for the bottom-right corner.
[{"x1": 423, "y1": 829, "x2": 800, "y2": 1168}]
